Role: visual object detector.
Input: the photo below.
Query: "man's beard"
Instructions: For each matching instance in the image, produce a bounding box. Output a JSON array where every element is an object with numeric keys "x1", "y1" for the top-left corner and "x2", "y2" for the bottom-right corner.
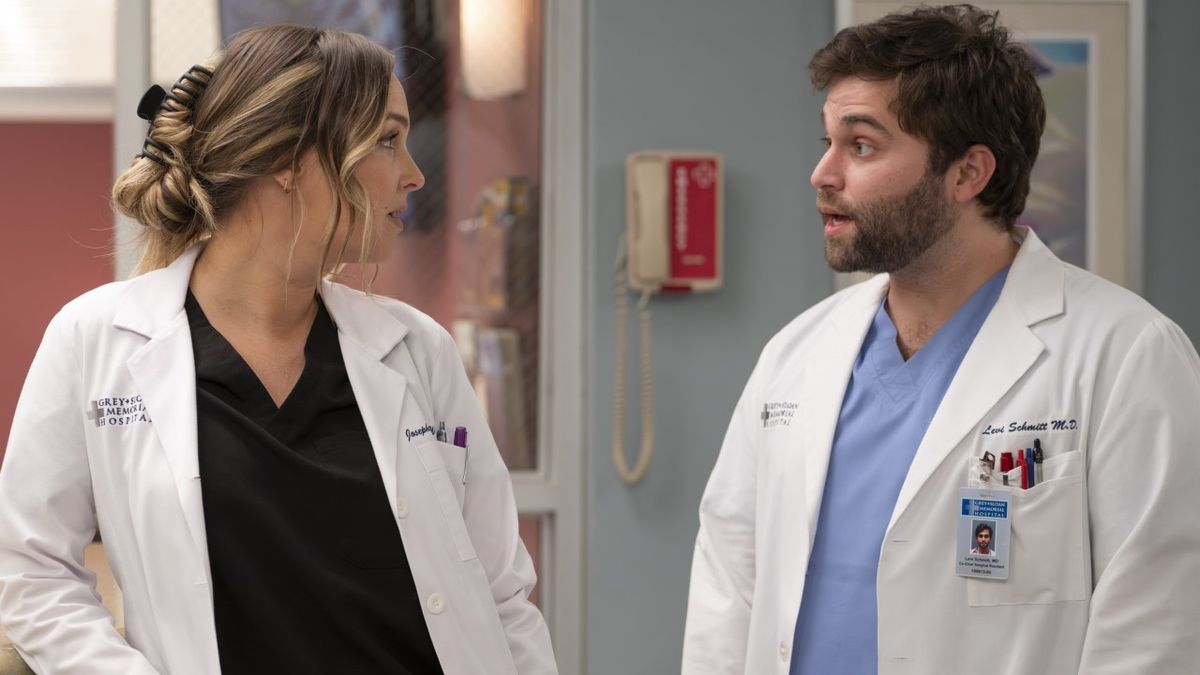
[{"x1": 821, "y1": 169, "x2": 955, "y2": 274}]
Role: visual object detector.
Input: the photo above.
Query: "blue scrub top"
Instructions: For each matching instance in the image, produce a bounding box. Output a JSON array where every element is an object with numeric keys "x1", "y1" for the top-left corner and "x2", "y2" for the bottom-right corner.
[{"x1": 790, "y1": 267, "x2": 1009, "y2": 674}]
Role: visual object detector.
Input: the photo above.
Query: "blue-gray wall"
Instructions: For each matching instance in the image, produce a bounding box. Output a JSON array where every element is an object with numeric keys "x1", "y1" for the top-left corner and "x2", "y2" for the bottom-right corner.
[
  {"x1": 585, "y1": 2, "x2": 834, "y2": 673},
  {"x1": 583, "y1": 1, "x2": 1200, "y2": 673},
  {"x1": 1144, "y1": 0, "x2": 1200, "y2": 341}
]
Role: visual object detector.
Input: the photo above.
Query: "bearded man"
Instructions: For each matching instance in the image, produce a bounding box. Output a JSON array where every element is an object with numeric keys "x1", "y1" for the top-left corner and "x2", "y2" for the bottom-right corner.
[
  {"x1": 682, "y1": 5, "x2": 1200, "y2": 675},
  {"x1": 970, "y1": 522, "x2": 994, "y2": 556}
]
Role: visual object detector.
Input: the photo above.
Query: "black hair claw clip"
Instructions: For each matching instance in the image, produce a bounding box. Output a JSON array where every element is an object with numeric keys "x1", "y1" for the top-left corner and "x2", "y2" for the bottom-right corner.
[{"x1": 137, "y1": 84, "x2": 167, "y2": 122}]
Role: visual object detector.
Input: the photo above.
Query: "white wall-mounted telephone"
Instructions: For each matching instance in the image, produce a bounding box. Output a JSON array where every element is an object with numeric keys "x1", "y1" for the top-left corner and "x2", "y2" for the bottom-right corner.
[{"x1": 613, "y1": 150, "x2": 724, "y2": 484}]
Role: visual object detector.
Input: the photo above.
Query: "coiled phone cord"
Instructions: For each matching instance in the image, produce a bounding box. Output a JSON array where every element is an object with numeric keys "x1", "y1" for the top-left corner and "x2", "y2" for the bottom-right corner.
[{"x1": 612, "y1": 233, "x2": 655, "y2": 484}]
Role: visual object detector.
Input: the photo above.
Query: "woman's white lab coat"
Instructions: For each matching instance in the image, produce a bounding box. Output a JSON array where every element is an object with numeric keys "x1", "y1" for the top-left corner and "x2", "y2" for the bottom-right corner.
[
  {"x1": 682, "y1": 229, "x2": 1200, "y2": 674},
  {"x1": 0, "y1": 246, "x2": 557, "y2": 675}
]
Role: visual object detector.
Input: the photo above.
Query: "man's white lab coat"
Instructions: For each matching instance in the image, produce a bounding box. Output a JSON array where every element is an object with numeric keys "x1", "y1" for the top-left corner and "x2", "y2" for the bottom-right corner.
[{"x1": 683, "y1": 229, "x2": 1200, "y2": 674}]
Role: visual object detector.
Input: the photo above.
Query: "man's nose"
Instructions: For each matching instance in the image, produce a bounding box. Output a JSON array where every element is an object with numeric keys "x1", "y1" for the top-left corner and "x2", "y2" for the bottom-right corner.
[{"x1": 811, "y1": 150, "x2": 843, "y2": 192}]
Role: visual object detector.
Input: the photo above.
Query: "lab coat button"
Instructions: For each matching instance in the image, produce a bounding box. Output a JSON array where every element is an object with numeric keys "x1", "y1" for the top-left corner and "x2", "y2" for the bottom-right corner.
[
  {"x1": 396, "y1": 498, "x2": 409, "y2": 518},
  {"x1": 779, "y1": 641, "x2": 790, "y2": 662},
  {"x1": 428, "y1": 593, "x2": 445, "y2": 614}
]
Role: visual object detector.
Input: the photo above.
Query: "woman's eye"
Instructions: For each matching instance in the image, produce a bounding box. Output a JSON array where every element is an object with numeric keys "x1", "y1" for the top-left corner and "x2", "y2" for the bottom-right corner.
[{"x1": 379, "y1": 132, "x2": 400, "y2": 149}]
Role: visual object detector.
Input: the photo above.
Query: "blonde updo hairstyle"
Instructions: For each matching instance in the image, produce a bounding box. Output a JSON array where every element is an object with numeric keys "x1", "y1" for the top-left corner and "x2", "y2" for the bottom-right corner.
[{"x1": 113, "y1": 24, "x2": 396, "y2": 275}]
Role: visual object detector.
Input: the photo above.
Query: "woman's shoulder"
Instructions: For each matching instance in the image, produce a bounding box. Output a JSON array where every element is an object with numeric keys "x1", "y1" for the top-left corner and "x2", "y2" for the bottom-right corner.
[
  {"x1": 25, "y1": 279, "x2": 146, "y2": 360},
  {"x1": 53, "y1": 278, "x2": 139, "y2": 328},
  {"x1": 321, "y1": 281, "x2": 454, "y2": 350},
  {"x1": 47, "y1": 252, "x2": 197, "y2": 346}
]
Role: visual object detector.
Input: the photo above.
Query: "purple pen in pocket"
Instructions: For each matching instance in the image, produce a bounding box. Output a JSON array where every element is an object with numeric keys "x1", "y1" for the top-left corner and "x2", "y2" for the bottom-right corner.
[{"x1": 454, "y1": 426, "x2": 469, "y2": 485}]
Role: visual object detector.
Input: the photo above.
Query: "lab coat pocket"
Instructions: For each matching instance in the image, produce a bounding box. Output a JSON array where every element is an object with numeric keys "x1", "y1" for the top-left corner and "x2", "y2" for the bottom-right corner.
[
  {"x1": 414, "y1": 440, "x2": 477, "y2": 562},
  {"x1": 968, "y1": 450, "x2": 1086, "y2": 606}
]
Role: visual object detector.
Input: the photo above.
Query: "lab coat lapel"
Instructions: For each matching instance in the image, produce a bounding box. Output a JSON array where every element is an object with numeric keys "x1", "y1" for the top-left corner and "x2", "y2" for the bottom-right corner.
[
  {"x1": 115, "y1": 246, "x2": 211, "y2": 576},
  {"x1": 794, "y1": 276, "x2": 889, "y2": 541},
  {"x1": 321, "y1": 282, "x2": 412, "y2": 512},
  {"x1": 888, "y1": 229, "x2": 1065, "y2": 531}
]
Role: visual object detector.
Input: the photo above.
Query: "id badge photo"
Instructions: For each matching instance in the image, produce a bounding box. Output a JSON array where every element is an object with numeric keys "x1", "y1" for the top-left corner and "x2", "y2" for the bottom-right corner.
[{"x1": 956, "y1": 486, "x2": 1012, "y2": 579}]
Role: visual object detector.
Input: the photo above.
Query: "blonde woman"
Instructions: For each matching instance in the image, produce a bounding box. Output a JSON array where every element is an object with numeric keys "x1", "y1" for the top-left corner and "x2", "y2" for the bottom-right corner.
[{"x1": 0, "y1": 25, "x2": 555, "y2": 675}]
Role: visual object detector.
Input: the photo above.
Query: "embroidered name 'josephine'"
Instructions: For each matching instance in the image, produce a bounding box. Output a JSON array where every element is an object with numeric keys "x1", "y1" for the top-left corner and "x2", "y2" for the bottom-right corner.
[{"x1": 405, "y1": 424, "x2": 435, "y2": 441}]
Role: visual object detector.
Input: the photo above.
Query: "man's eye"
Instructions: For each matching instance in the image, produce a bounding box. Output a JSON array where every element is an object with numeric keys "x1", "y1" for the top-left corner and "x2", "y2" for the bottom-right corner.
[{"x1": 853, "y1": 142, "x2": 874, "y2": 156}]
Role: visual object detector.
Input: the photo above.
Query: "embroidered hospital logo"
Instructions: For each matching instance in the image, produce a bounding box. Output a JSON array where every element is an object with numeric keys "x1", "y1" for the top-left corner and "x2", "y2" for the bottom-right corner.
[
  {"x1": 87, "y1": 395, "x2": 151, "y2": 427},
  {"x1": 761, "y1": 401, "x2": 799, "y2": 428}
]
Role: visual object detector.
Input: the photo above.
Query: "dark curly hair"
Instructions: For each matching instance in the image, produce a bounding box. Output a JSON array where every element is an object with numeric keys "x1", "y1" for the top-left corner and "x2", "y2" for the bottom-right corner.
[{"x1": 809, "y1": 4, "x2": 1046, "y2": 229}]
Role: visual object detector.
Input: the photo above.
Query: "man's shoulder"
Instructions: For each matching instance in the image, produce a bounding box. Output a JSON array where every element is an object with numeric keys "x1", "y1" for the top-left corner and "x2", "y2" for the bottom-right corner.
[
  {"x1": 1055, "y1": 263, "x2": 1171, "y2": 337},
  {"x1": 1018, "y1": 260, "x2": 1200, "y2": 380},
  {"x1": 1062, "y1": 264, "x2": 1157, "y2": 318},
  {"x1": 760, "y1": 275, "x2": 885, "y2": 360}
]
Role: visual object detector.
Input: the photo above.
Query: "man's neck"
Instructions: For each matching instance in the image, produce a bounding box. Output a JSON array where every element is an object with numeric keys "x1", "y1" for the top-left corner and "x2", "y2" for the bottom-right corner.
[{"x1": 884, "y1": 222, "x2": 1019, "y2": 359}]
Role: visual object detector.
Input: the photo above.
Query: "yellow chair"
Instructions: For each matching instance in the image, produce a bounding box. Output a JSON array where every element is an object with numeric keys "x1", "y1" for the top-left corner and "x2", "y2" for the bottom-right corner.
[{"x1": 0, "y1": 644, "x2": 34, "y2": 675}]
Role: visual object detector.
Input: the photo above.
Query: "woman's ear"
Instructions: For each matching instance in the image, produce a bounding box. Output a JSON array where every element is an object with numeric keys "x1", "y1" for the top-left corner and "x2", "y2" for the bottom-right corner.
[
  {"x1": 273, "y1": 166, "x2": 296, "y2": 194},
  {"x1": 950, "y1": 144, "x2": 997, "y2": 204}
]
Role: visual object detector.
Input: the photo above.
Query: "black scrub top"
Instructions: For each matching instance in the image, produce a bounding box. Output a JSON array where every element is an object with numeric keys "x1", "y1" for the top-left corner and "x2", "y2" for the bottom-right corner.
[{"x1": 185, "y1": 290, "x2": 443, "y2": 674}]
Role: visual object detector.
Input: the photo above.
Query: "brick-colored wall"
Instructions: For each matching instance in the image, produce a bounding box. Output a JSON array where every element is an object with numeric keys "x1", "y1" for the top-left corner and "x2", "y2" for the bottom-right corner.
[{"x1": 0, "y1": 123, "x2": 114, "y2": 461}]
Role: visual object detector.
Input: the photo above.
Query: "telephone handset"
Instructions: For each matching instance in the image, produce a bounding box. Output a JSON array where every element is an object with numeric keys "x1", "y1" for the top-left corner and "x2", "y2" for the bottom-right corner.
[
  {"x1": 613, "y1": 151, "x2": 723, "y2": 484},
  {"x1": 626, "y1": 152, "x2": 723, "y2": 292}
]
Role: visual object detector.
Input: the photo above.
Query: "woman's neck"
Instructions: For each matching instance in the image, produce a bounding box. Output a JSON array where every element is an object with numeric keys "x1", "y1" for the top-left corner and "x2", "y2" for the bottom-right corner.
[{"x1": 189, "y1": 213, "x2": 322, "y2": 341}]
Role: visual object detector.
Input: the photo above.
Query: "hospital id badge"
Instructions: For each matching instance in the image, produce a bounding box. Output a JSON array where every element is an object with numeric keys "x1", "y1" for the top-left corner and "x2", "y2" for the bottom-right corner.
[{"x1": 956, "y1": 487, "x2": 1011, "y2": 580}]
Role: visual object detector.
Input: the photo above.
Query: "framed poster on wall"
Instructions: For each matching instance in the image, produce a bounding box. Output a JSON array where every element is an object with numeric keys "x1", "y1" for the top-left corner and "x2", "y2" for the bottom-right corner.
[{"x1": 835, "y1": 0, "x2": 1145, "y2": 292}]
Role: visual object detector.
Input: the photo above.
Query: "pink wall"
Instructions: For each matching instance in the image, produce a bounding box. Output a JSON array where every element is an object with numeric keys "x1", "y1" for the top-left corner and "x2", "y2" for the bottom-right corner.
[
  {"x1": 365, "y1": 0, "x2": 544, "y2": 327},
  {"x1": 0, "y1": 123, "x2": 114, "y2": 462}
]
